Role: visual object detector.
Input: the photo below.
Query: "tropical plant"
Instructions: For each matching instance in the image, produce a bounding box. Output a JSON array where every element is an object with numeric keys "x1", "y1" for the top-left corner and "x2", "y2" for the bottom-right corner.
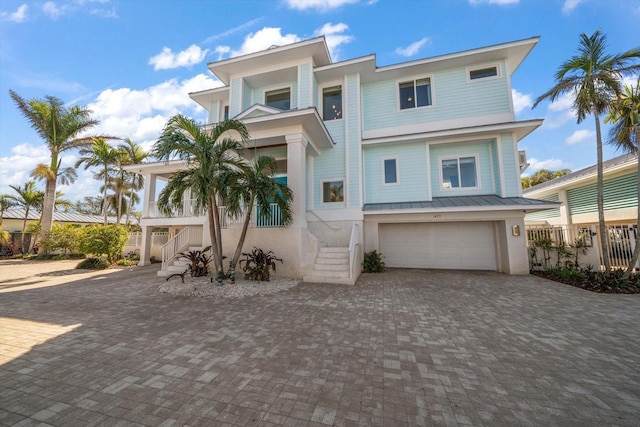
[
  {"x1": 606, "y1": 78, "x2": 640, "y2": 278},
  {"x1": 224, "y1": 155, "x2": 294, "y2": 281},
  {"x1": 76, "y1": 138, "x2": 124, "y2": 225},
  {"x1": 178, "y1": 246, "x2": 212, "y2": 278},
  {"x1": 77, "y1": 257, "x2": 109, "y2": 270},
  {"x1": 362, "y1": 250, "x2": 386, "y2": 273},
  {"x1": 569, "y1": 236, "x2": 590, "y2": 268},
  {"x1": 0, "y1": 194, "x2": 16, "y2": 229},
  {"x1": 7, "y1": 181, "x2": 43, "y2": 253},
  {"x1": 532, "y1": 30, "x2": 640, "y2": 272},
  {"x1": 117, "y1": 139, "x2": 148, "y2": 225},
  {"x1": 41, "y1": 223, "x2": 81, "y2": 254},
  {"x1": 77, "y1": 225, "x2": 129, "y2": 264},
  {"x1": 240, "y1": 247, "x2": 282, "y2": 281},
  {"x1": 9, "y1": 90, "x2": 109, "y2": 252},
  {"x1": 521, "y1": 169, "x2": 572, "y2": 189},
  {"x1": 152, "y1": 115, "x2": 250, "y2": 276}
]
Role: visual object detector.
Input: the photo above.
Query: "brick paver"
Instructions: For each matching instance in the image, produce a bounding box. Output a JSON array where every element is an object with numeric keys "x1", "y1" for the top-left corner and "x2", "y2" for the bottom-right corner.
[{"x1": 1, "y1": 260, "x2": 639, "y2": 426}]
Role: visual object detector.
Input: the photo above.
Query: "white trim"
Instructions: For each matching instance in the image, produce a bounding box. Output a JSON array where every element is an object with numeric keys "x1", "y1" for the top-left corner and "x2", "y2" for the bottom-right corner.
[
  {"x1": 512, "y1": 136, "x2": 522, "y2": 197},
  {"x1": 363, "y1": 203, "x2": 560, "y2": 216},
  {"x1": 344, "y1": 78, "x2": 350, "y2": 208},
  {"x1": 496, "y1": 136, "x2": 506, "y2": 197},
  {"x1": 307, "y1": 155, "x2": 314, "y2": 210},
  {"x1": 489, "y1": 143, "x2": 496, "y2": 195},
  {"x1": 382, "y1": 157, "x2": 399, "y2": 185},
  {"x1": 466, "y1": 63, "x2": 501, "y2": 83},
  {"x1": 396, "y1": 74, "x2": 435, "y2": 112},
  {"x1": 318, "y1": 82, "x2": 344, "y2": 122},
  {"x1": 425, "y1": 143, "x2": 432, "y2": 201},
  {"x1": 356, "y1": 73, "x2": 364, "y2": 209},
  {"x1": 438, "y1": 154, "x2": 481, "y2": 191},
  {"x1": 321, "y1": 178, "x2": 346, "y2": 204}
]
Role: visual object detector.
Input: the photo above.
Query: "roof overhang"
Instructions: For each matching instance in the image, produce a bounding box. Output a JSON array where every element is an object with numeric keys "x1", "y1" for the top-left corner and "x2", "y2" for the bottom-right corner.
[
  {"x1": 363, "y1": 196, "x2": 560, "y2": 215},
  {"x1": 122, "y1": 160, "x2": 190, "y2": 179},
  {"x1": 207, "y1": 37, "x2": 331, "y2": 85},
  {"x1": 189, "y1": 85, "x2": 228, "y2": 109}
]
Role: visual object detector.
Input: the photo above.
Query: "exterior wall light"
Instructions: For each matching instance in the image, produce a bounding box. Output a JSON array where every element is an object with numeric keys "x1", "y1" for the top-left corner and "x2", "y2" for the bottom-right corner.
[{"x1": 512, "y1": 225, "x2": 521, "y2": 237}]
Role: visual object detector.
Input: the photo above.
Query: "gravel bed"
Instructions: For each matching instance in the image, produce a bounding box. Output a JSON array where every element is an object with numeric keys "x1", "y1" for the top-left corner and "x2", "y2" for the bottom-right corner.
[{"x1": 158, "y1": 275, "x2": 301, "y2": 298}]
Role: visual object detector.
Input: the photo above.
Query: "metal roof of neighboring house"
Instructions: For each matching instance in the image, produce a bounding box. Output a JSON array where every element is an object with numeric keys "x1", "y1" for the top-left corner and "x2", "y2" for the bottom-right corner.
[
  {"x1": 2, "y1": 209, "x2": 118, "y2": 224},
  {"x1": 523, "y1": 152, "x2": 637, "y2": 195},
  {"x1": 363, "y1": 195, "x2": 558, "y2": 213}
]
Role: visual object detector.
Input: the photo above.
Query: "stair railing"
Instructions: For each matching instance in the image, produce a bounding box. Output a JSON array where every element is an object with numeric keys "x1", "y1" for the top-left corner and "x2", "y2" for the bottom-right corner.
[
  {"x1": 348, "y1": 223, "x2": 361, "y2": 279},
  {"x1": 160, "y1": 227, "x2": 202, "y2": 271}
]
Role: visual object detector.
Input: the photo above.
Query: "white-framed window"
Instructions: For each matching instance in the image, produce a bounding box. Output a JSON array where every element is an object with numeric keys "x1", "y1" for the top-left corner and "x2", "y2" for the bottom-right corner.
[
  {"x1": 223, "y1": 105, "x2": 229, "y2": 120},
  {"x1": 322, "y1": 180, "x2": 344, "y2": 203},
  {"x1": 265, "y1": 88, "x2": 291, "y2": 110},
  {"x1": 322, "y1": 85, "x2": 342, "y2": 121},
  {"x1": 440, "y1": 155, "x2": 479, "y2": 190},
  {"x1": 382, "y1": 157, "x2": 399, "y2": 185},
  {"x1": 467, "y1": 64, "x2": 501, "y2": 82},
  {"x1": 399, "y1": 77, "x2": 432, "y2": 110}
]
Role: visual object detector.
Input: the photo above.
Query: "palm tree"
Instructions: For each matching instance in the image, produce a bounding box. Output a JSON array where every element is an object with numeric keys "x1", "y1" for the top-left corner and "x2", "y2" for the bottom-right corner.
[
  {"x1": 0, "y1": 195, "x2": 16, "y2": 230},
  {"x1": 76, "y1": 138, "x2": 123, "y2": 225},
  {"x1": 117, "y1": 139, "x2": 148, "y2": 225},
  {"x1": 224, "y1": 156, "x2": 294, "y2": 281},
  {"x1": 152, "y1": 115, "x2": 250, "y2": 276},
  {"x1": 7, "y1": 181, "x2": 44, "y2": 253},
  {"x1": 532, "y1": 30, "x2": 640, "y2": 272},
  {"x1": 606, "y1": 78, "x2": 640, "y2": 277},
  {"x1": 9, "y1": 90, "x2": 105, "y2": 252}
]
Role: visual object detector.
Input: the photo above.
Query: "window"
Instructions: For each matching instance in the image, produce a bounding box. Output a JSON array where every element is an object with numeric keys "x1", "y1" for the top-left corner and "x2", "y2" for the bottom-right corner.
[
  {"x1": 322, "y1": 180, "x2": 344, "y2": 203},
  {"x1": 265, "y1": 88, "x2": 290, "y2": 110},
  {"x1": 468, "y1": 65, "x2": 499, "y2": 81},
  {"x1": 441, "y1": 156, "x2": 478, "y2": 189},
  {"x1": 322, "y1": 86, "x2": 342, "y2": 120},
  {"x1": 383, "y1": 158, "x2": 398, "y2": 184},
  {"x1": 223, "y1": 105, "x2": 229, "y2": 120},
  {"x1": 399, "y1": 77, "x2": 432, "y2": 110}
]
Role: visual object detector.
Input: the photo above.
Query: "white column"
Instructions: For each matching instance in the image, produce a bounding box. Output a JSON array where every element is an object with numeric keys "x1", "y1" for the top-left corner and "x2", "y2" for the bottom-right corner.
[
  {"x1": 142, "y1": 173, "x2": 157, "y2": 218},
  {"x1": 138, "y1": 225, "x2": 153, "y2": 266},
  {"x1": 285, "y1": 134, "x2": 308, "y2": 228}
]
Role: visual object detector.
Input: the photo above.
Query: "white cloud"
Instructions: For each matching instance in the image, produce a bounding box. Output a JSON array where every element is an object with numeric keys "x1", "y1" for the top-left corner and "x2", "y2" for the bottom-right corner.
[
  {"x1": 525, "y1": 157, "x2": 572, "y2": 175},
  {"x1": 1, "y1": 4, "x2": 28, "y2": 22},
  {"x1": 512, "y1": 89, "x2": 532, "y2": 114},
  {"x1": 231, "y1": 27, "x2": 300, "y2": 57},
  {"x1": 540, "y1": 92, "x2": 577, "y2": 129},
  {"x1": 149, "y1": 44, "x2": 209, "y2": 71},
  {"x1": 565, "y1": 129, "x2": 595, "y2": 145},
  {"x1": 562, "y1": 0, "x2": 584, "y2": 14},
  {"x1": 312, "y1": 23, "x2": 354, "y2": 61},
  {"x1": 395, "y1": 38, "x2": 430, "y2": 57},
  {"x1": 43, "y1": 1, "x2": 66, "y2": 19},
  {"x1": 469, "y1": 0, "x2": 519, "y2": 5},
  {"x1": 284, "y1": 0, "x2": 359, "y2": 11},
  {"x1": 0, "y1": 143, "x2": 51, "y2": 193}
]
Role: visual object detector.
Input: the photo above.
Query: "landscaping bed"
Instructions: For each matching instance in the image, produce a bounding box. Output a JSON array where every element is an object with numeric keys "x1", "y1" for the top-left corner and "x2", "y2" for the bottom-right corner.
[{"x1": 532, "y1": 268, "x2": 640, "y2": 294}]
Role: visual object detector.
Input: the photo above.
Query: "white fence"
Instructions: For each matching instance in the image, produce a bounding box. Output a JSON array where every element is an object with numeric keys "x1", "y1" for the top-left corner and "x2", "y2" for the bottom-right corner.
[{"x1": 526, "y1": 223, "x2": 638, "y2": 271}]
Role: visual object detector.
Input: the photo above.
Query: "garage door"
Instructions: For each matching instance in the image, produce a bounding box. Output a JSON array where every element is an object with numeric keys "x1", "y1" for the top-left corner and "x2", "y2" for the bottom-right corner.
[{"x1": 379, "y1": 222, "x2": 497, "y2": 271}]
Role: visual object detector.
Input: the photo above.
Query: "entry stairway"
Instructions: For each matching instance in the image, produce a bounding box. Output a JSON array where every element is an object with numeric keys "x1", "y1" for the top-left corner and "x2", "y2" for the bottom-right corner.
[
  {"x1": 303, "y1": 247, "x2": 357, "y2": 285},
  {"x1": 156, "y1": 246, "x2": 206, "y2": 278}
]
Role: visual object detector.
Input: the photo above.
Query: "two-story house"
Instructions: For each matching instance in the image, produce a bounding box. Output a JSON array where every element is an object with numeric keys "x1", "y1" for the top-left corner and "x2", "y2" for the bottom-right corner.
[{"x1": 127, "y1": 36, "x2": 556, "y2": 283}]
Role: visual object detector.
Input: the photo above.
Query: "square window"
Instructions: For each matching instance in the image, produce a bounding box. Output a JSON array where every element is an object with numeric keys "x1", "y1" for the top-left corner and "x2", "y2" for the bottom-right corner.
[
  {"x1": 266, "y1": 88, "x2": 290, "y2": 110},
  {"x1": 323, "y1": 86, "x2": 342, "y2": 120},
  {"x1": 383, "y1": 158, "x2": 397, "y2": 184},
  {"x1": 322, "y1": 181, "x2": 344, "y2": 203},
  {"x1": 441, "y1": 156, "x2": 477, "y2": 189},
  {"x1": 400, "y1": 78, "x2": 432, "y2": 110}
]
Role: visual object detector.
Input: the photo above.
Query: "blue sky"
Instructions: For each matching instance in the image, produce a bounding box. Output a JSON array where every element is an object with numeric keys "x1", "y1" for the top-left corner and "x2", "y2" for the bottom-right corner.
[{"x1": 1, "y1": 0, "x2": 639, "y2": 203}]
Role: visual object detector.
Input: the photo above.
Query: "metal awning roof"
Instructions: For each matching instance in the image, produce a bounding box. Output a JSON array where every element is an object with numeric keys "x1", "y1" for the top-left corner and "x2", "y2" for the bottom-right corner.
[{"x1": 363, "y1": 195, "x2": 559, "y2": 214}]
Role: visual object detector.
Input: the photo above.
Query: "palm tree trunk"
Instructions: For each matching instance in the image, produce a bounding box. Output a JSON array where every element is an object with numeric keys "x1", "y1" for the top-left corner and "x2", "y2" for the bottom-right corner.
[
  {"x1": 624, "y1": 131, "x2": 640, "y2": 278},
  {"x1": 595, "y1": 113, "x2": 612, "y2": 272},
  {"x1": 39, "y1": 176, "x2": 56, "y2": 254},
  {"x1": 212, "y1": 198, "x2": 224, "y2": 272},
  {"x1": 21, "y1": 207, "x2": 29, "y2": 254},
  {"x1": 208, "y1": 197, "x2": 222, "y2": 274},
  {"x1": 230, "y1": 199, "x2": 254, "y2": 271},
  {"x1": 103, "y1": 173, "x2": 109, "y2": 226}
]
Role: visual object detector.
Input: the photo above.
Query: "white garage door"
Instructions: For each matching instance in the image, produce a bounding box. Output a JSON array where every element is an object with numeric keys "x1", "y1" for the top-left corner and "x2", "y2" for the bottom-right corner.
[{"x1": 379, "y1": 222, "x2": 497, "y2": 271}]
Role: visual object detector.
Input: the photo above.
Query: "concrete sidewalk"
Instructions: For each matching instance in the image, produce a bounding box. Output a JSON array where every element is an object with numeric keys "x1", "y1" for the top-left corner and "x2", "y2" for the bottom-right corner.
[{"x1": 1, "y1": 260, "x2": 639, "y2": 426}]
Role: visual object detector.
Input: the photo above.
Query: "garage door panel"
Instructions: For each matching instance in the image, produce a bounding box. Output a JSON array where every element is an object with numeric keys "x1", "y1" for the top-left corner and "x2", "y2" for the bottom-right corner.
[{"x1": 380, "y1": 222, "x2": 497, "y2": 271}]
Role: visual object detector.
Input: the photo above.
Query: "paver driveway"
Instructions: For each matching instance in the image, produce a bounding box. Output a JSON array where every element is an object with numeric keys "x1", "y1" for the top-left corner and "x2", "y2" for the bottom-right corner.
[{"x1": 1, "y1": 260, "x2": 639, "y2": 426}]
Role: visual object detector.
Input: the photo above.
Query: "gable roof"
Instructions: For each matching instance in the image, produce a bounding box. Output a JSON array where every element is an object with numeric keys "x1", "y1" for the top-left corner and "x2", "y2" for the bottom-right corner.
[
  {"x1": 524, "y1": 152, "x2": 637, "y2": 196},
  {"x1": 2, "y1": 209, "x2": 118, "y2": 225}
]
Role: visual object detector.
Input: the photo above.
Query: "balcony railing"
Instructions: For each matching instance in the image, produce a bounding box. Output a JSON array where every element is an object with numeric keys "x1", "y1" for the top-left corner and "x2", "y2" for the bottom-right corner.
[{"x1": 147, "y1": 199, "x2": 284, "y2": 228}]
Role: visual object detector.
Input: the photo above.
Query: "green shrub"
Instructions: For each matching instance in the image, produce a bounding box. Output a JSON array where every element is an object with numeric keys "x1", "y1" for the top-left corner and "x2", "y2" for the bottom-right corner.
[
  {"x1": 77, "y1": 257, "x2": 109, "y2": 270},
  {"x1": 240, "y1": 247, "x2": 282, "y2": 281},
  {"x1": 533, "y1": 267, "x2": 640, "y2": 294},
  {"x1": 362, "y1": 250, "x2": 385, "y2": 273},
  {"x1": 41, "y1": 224, "x2": 81, "y2": 254},
  {"x1": 78, "y1": 225, "x2": 128, "y2": 264},
  {"x1": 116, "y1": 259, "x2": 137, "y2": 266}
]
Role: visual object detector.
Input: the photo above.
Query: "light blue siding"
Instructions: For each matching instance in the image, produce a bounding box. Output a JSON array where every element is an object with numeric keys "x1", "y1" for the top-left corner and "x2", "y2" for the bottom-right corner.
[
  {"x1": 364, "y1": 142, "x2": 428, "y2": 204},
  {"x1": 242, "y1": 80, "x2": 251, "y2": 111},
  {"x1": 346, "y1": 75, "x2": 360, "y2": 208},
  {"x1": 525, "y1": 194, "x2": 561, "y2": 221},
  {"x1": 500, "y1": 133, "x2": 519, "y2": 196},
  {"x1": 361, "y1": 62, "x2": 510, "y2": 132},
  {"x1": 230, "y1": 78, "x2": 242, "y2": 117},
  {"x1": 209, "y1": 101, "x2": 219, "y2": 124},
  {"x1": 313, "y1": 120, "x2": 345, "y2": 209},
  {"x1": 430, "y1": 142, "x2": 494, "y2": 197},
  {"x1": 298, "y1": 63, "x2": 311, "y2": 108}
]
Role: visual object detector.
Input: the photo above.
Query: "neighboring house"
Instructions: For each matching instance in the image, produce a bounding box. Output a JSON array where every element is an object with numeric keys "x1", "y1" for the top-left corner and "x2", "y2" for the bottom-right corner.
[
  {"x1": 127, "y1": 36, "x2": 556, "y2": 282},
  {"x1": 524, "y1": 152, "x2": 638, "y2": 226}
]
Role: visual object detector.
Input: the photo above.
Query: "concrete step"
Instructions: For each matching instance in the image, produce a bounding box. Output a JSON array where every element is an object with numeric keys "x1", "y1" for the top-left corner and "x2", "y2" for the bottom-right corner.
[
  {"x1": 157, "y1": 269, "x2": 186, "y2": 277},
  {"x1": 303, "y1": 275, "x2": 357, "y2": 285},
  {"x1": 313, "y1": 263, "x2": 349, "y2": 272},
  {"x1": 316, "y1": 252, "x2": 349, "y2": 260},
  {"x1": 319, "y1": 247, "x2": 349, "y2": 253},
  {"x1": 310, "y1": 269, "x2": 350, "y2": 278},
  {"x1": 167, "y1": 265, "x2": 188, "y2": 272},
  {"x1": 315, "y1": 257, "x2": 349, "y2": 265}
]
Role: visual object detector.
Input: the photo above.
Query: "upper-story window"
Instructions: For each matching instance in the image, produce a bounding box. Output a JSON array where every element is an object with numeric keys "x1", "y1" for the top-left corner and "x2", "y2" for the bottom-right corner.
[
  {"x1": 223, "y1": 105, "x2": 229, "y2": 120},
  {"x1": 441, "y1": 155, "x2": 478, "y2": 190},
  {"x1": 467, "y1": 64, "x2": 500, "y2": 82},
  {"x1": 399, "y1": 77, "x2": 432, "y2": 110},
  {"x1": 383, "y1": 158, "x2": 398, "y2": 184},
  {"x1": 322, "y1": 86, "x2": 342, "y2": 120},
  {"x1": 266, "y1": 88, "x2": 290, "y2": 110},
  {"x1": 322, "y1": 180, "x2": 344, "y2": 203}
]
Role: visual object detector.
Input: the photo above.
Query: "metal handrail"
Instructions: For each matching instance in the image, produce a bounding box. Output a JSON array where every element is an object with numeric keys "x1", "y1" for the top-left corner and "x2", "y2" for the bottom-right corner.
[
  {"x1": 160, "y1": 227, "x2": 201, "y2": 270},
  {"x1": 348, "y1": 222, "x2": 361, "y2": 279}
]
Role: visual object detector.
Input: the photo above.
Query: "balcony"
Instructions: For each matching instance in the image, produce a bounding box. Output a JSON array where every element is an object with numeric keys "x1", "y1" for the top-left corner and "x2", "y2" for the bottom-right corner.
[{"x1": 147, "y1": 199, "x2": 206, "y2": 218}]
